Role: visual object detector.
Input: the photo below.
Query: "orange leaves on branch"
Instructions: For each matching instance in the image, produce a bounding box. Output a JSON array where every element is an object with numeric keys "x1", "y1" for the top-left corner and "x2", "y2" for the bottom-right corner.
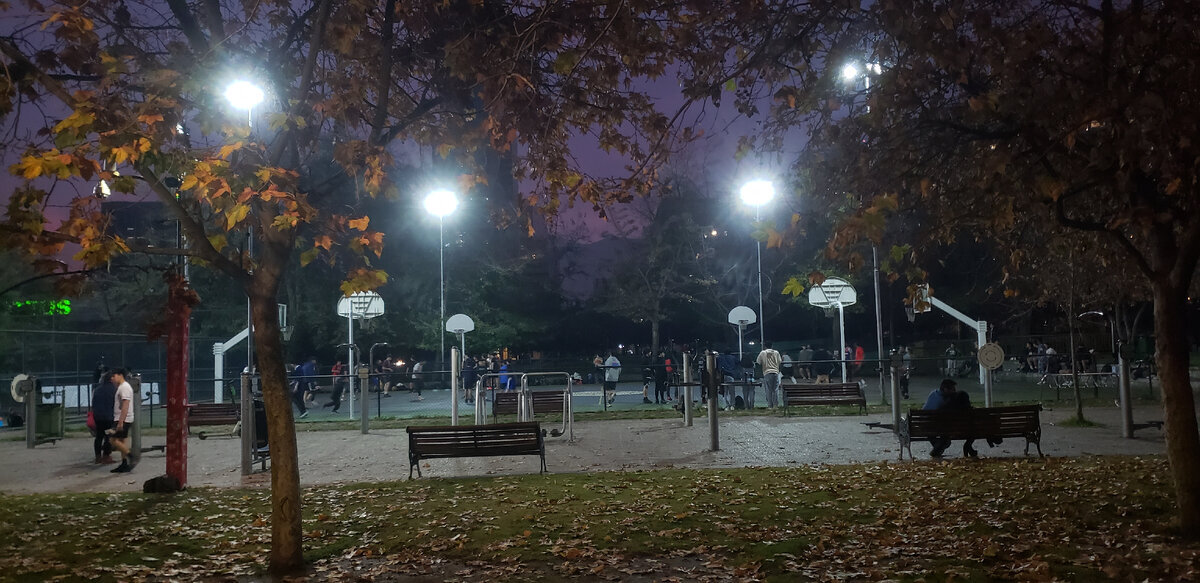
[
  {"x1": 137, "y1": 114, "x2": 164, "y2": 127},
  {"x1": 218, "y1": 141, "x2": 245, "y2": 159},
  {"x1": 314, "y1": 235, "x2": 333, "y2": 250},
  {"x1": 348, "y1": 216, "x2": 370, "y2": 231}
]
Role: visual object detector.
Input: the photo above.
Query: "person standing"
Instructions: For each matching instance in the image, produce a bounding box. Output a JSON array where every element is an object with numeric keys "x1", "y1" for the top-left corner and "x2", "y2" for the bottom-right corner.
[
  {"x1": 653, "y1": 350, "x2": 670, "y2": 404},
  {"x1": 91, "y1": 373, "x2": 117, "y2": 464},
  {"x1": 325, "y1": 360, "x2": 346, "y2": 412},
  {"x1": 641, "y1": 350, "x2": 654, "y2": 404},
  {"x1": 108, "y1": 368, "x2": 137, "y2": 473},
  {"x1": 756, "y1": 341, "x2": 782, "y2": 409},
  {"x1": 852, "y1": 343, "x2": 866, "y2": 379},
  {"x1": 900, "y1": 346, "x2": 912, "y2": 399},
  {"x1": 462, "y1": 353, "x2": 479, "y2": 403},
  {"x1": 603, "y1": 350, "x2": 622, "y2": 405},
  {"x1": 797, "y1": 345, "x2": 814, "y2": 380}
]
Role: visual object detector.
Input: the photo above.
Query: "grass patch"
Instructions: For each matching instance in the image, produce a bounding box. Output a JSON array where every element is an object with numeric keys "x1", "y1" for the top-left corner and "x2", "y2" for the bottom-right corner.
[{"x1": 0, "y1": 456, "x2": 1194, "y2": 581}]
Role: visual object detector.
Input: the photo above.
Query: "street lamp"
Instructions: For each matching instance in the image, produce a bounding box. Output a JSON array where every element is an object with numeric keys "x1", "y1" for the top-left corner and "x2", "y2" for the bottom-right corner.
[
  {"x1": 842, "y1": 60, "x2": 888, "y2": 400},
  {"x1": 739, "y1": 179, "x2": 775, "y2": 348},
  {"x1": 224, "y1": 80, "x2": 264, "y2": 126},
  {"x1": 224, "y1": 79, "x2": 265, "y2": 378},
  {"x1": 424, "y1": 189, "x2": 458, "y2": 369}
]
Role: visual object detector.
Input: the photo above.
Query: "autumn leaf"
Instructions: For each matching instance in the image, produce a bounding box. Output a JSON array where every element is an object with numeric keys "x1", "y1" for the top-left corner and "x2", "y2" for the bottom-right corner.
[
  {"x1": 348, "y1": 216, "x2": 370, "y2": 231},
  {"x1": 225, "y1": 204, "x2": 250, "y2": 230},
  {"x1": 781, "y1": 276, "x2": 806, "y2": 297}
]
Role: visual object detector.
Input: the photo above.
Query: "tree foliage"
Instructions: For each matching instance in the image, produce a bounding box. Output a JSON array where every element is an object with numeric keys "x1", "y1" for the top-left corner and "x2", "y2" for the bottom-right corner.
[
  {"x1": 0, "y1": 0, "x2": 757, "y2": 572},
  {"x1": 697, "y1": 0, "x2": 1200, "y2": 534},
  {"x1": 595, "y1": 188, "x2": 715, "y2": 353}
]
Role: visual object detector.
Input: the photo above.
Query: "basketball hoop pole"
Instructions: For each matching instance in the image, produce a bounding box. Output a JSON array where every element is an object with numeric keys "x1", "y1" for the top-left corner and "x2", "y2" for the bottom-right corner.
[{"x1": 838, "y1": 302, "x2": 848, "y2": 383}]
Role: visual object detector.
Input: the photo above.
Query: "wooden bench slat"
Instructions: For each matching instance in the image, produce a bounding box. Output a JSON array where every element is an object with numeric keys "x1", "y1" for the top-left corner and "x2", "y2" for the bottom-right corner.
[
  {"x1": 780, "y1": 383, "x2": 867, "y2": 414},
  {"x1": 187, "y1": 403, "x2": 240, "y2": 428},
  {"x1": 406, "y1": 422, "x2": 547, "y2": 478},
  {"x1": 492, "y1": 392, "x2": 567, "y2": 416},
  {"x1": 899, "y1": 404, "x2": 1043, "y2": 460}
]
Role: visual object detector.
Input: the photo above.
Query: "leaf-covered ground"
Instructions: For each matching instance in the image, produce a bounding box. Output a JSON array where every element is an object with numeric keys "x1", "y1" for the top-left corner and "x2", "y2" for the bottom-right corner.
[{"x1": 0, "y1": 456, "x2": 1196, "y2": 581}]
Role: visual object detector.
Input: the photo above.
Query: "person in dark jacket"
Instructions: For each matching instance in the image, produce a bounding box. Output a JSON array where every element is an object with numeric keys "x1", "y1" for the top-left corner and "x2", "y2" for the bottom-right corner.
[
  {"x1": 91, "y1": 374, "x2": 117, "y2": 464},
  {"x1": 924, "y1": 378, "x2": 978, "y2": 458}
]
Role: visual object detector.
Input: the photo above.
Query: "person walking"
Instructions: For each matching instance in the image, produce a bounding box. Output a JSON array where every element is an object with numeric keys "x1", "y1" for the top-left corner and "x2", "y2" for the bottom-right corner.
[
  {"x1": 294, "y1": 357, "x2": 317, "y2": 418},
  {"x1": 91, "y1": 372, "x2": 116, "y2": 464},
  {"x1": 411, "y1": 359, "x2": 427, "y2": 400},
  {"x1": 108, "y1": 368, "x2": 137, "y2": 473},
  {"x1": 756, "y1": 341, "x2": 782, "y2": 409},
  {"x1": 603, "y1": 350, "x2": 622, "y2": 405}
]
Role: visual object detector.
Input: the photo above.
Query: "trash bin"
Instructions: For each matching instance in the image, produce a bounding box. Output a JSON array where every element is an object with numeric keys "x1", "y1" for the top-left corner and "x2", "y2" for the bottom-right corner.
[{"x1": 35, "y1": 404, "x2": 64, "y2": 439}]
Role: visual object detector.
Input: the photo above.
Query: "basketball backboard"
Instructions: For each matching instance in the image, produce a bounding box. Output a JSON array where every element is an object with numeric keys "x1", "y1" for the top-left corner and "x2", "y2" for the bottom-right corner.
[{"x1": 807, "y1": 277, "x2": 857, "y2": 308}]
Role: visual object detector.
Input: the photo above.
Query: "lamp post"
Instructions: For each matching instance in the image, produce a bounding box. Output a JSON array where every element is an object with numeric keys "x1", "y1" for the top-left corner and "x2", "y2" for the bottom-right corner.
[
  {"x1": 424, "y1": 189, "x2": 458, "y2": 369},
  {"x1": 224, "y1": 80, "x2": 265, "y2": 380},
  {"x1": 739, "y1": 179, "x2": 775, "y2": 349},
  {"x1": 842, "y1": 62, "x2": 888, "y2": 402}
]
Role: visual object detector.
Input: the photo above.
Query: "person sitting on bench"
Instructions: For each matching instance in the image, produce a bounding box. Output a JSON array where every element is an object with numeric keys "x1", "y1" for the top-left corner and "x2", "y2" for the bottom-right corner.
[{"x1": 923, "y1": 378, "x2": 978, "y2": 458}]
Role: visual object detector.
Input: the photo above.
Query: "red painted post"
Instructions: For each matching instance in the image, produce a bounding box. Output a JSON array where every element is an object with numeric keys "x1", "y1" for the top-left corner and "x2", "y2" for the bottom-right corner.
[{"x1": 165, "y1": 273, "x2": 198, "y2": 487}]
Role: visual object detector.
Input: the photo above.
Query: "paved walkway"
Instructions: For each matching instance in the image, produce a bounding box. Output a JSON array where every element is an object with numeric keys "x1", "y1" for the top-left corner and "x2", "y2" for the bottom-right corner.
[{"x1": 0, "y1": 403, "x2": 1172, "y2": 494}]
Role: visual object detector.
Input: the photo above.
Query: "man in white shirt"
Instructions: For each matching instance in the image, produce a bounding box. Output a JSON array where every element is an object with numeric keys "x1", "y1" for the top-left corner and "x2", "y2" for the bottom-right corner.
[
  {"x1": 109, "y1": 368, "x2": 138, "y2": 473},
  {"x1": 755, "y1": 341, "x2": 783, "y2": 409},
  {"x1": 603, "y1": 350, "x2": 622, "y2": 405}
]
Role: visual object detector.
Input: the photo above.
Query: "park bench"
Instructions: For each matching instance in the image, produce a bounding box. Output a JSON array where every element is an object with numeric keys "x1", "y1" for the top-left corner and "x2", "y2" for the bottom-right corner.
[
  {"x1": 406, "y1": 422, "x2": 547, "y2": 478},
  {"x1": 781, "y1": 382, "x2": 867, "y2": 414},
  {"x1": 898, "y1": 404, "x2": 1044, "y2": 460},
  {"x1": 186, "y1": 402, "x2": 239, "y2": 440},
  {"x1": 492, "y1": 391, "x2": 567, "y2": 418}
]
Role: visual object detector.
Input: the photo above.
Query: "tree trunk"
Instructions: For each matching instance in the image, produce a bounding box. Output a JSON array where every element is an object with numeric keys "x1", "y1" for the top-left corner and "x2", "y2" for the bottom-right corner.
[
  {"x1": 1152, "y1": 281, "x2": 1200, "y2": 536},
  {"x1": 651, "y1": 318, "x2": 661, "y2": 355},
  {"x1": 249, "y1": 287, "x2": 305, "y2": 573}
]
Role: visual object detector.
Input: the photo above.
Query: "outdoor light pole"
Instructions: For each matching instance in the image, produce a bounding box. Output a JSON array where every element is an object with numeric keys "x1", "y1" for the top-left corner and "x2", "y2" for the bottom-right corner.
[
  {"x1": 424, "y1": 189, "x2": 458, "y2": 369},
  {"x1": 843, "y1": 62, "x2": 888, "y2": 400},
  {"x1": 224, "y1": 79, "x2": 265, "y2": 377},
  {"x1": 739, "y1": 180, "x2": 776, "y2": 348}
]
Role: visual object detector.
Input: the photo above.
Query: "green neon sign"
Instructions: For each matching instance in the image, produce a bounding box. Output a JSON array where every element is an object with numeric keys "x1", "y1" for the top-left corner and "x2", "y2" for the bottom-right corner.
[{"x1": 10, "y1": 299, "x2": 71, "y2": 315}]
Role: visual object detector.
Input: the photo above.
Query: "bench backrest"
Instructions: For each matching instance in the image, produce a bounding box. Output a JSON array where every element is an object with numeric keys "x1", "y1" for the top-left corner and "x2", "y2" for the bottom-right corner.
[
  {"x1": 782, "y1": 383, "x2": 863, "y2": 398},
  {"x1": 906, "y1": 405, "x2": 1041, "y2": 438},
  {"x1": 188, "y1": 403, "x2": 239, "y2": 416},
  {"x1": 407, "y1": 422, "x2": 543, "y2": 456},
  {"x1": 493, "y1": 391, "x2": 566, "y2": 415}
]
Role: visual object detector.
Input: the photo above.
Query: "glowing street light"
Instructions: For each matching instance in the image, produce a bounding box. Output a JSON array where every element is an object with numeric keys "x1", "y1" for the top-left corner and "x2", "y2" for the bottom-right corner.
[
  {"x1": 424, "y1": 189, "x2": 459, "y2": 369},
  {"x1": 224, "y1": 80, "x2": 264, "y2": 126},
  {"x1": 738, "y1": 179, "x2": 776, "y2": 348},
  {"x1": 840, "y1": 63, "x2": 860, "y2": 83}
]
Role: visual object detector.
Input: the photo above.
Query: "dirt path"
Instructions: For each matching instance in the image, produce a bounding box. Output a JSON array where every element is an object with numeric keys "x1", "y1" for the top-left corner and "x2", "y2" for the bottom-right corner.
[{"x1": 0, "y1": 404, "x2": 1168, "y2": 494}]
